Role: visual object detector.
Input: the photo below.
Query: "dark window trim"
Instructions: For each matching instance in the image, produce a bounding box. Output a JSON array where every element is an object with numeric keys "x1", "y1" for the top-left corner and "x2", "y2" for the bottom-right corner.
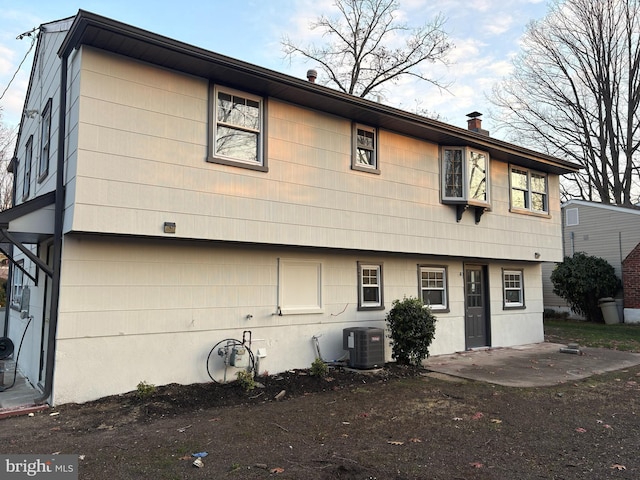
[
  {"x1": 351, "y1": 123, "x2": 380, "y2": 174},
  {"x1": 418, "y1": 264, "x2": 450, "y2": 312},
  {"x1": 38, "y1": 98, "x2": 52, "y2": 182},
  {"x1": 206, "y1": 83, "x2": 268, "y2": 172},
  {"x1": 502, "y1": 268, "x2": 526, "y2": 310},
  {"x1": 22, "y1": 135, "x2": 33, "y2": 200},
  {"x1": 357, "y1": 261, "x2": 385, "y2": 311}
]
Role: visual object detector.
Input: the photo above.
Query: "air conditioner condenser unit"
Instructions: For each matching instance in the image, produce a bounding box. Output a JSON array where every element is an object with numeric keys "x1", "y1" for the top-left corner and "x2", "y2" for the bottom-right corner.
[{"x1": 343, "y1": 327, "x2": 385, "y2": 369}]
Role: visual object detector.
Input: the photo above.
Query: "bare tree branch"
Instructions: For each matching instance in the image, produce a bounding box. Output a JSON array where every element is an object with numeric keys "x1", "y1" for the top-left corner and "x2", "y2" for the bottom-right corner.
[
  {"x1": 282, "y1": 0, "x2": 452, "y2": 99},
  {"x1": 0, "y1": 108, "x2": 16, "y2": 211},
  {"x1": 489, "y1": 0, "x2": 640, "y2": 206}
]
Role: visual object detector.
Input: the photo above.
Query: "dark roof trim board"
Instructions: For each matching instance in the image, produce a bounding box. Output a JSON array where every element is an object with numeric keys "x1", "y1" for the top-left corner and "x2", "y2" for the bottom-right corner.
[{"x1": 60, "y1": 10, "x2": 580, "y2": 175}]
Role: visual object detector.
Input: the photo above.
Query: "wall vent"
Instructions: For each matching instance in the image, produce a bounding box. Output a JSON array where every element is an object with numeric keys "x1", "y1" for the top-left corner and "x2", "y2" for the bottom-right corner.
[{"x1": 565, "y1": 208, "x2": 579, "y2": 226}]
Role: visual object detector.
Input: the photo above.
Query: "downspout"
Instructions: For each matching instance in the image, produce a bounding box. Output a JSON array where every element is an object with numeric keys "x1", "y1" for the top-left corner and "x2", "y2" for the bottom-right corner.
[
  {"x1": 34, "y1": 52, "x2": 67, "y2": 405},
  {"x1": 3, "y1": 158, "x2": 17, "y2": 337}
]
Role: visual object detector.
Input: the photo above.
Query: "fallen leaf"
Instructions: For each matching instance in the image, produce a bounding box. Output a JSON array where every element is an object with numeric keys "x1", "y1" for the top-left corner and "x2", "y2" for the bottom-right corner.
[
  {"x1": 611, "y1": 464, "x2": 626, "y2": 471},
  {"x1": 470, "y1": 462, "x2": 484, "y2": 468},
  {"x1": 387, "y1": 441, "x2": 404, "y2": 445},
  {"x1": 270, "y1": 467, "x2": 285, "y2": 474},
  {"x1": 179, "y1": 455, "x2": 191, "y2": 461},
  {"x1": 575, "y1": 427, "x2": 587, "y2": 433},
  {"x1": 472, "y1": 412, "x2": 484, "y2": 420}
]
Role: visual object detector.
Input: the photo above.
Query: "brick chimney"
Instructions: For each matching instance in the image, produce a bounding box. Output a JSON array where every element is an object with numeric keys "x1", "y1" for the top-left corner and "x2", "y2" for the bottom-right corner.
[{"x1": 466, "y1": 111, "x2": 489, "y2": 136}]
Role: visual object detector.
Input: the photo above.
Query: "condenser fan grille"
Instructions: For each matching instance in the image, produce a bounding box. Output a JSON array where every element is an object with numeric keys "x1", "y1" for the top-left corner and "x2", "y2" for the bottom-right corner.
[{"x1": 0, "y1": 337, "x2": 15, "y2": 360}]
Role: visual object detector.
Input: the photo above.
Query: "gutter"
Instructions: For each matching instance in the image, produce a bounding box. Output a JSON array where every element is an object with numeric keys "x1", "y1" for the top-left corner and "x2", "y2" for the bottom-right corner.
[
  {"x1": 3, "y1": 156, "x2": 18, "y2": 337},
  {"x1": 34, "y1": 52, "x2": 67, "y2": 405}
]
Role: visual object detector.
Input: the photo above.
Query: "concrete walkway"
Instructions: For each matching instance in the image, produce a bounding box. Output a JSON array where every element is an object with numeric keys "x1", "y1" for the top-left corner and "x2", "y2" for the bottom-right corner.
[{"x1": 423, "y1": 342, "x2": 640, "y2": 387}]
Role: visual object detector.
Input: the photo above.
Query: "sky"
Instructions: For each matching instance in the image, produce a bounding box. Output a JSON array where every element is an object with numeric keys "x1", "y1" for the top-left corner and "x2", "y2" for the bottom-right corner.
[{"x1": 0, "y1": 0, "x2": 551, "y2": 140}]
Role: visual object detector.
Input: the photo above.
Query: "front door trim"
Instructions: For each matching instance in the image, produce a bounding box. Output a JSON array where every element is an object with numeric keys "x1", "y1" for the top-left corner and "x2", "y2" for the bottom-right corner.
[{"x1": 463, "y1": 263, "x2": 491, "y2": 349}]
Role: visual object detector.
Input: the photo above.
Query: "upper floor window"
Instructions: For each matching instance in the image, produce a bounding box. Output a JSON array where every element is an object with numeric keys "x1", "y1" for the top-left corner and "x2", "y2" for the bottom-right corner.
[
  {"x1": 208, "y1": 85, "x2": 266, "y2": 171},
  {"x1": 358, "y1": 262, "x2": 383, "y2": 310},
  {"x1": 503, "y1": 269, "x2": 525, "y2": 308},
  {"x1": 38, "y1": 98, "x2": 52, "y2": 181},
  {"x1": 22, "y1": 136, "x2": 33, "y2": 200},
  {"x1": 352, "y1": 124, "x2": 379, "y2": 173},
  {"x1": 441, "y1": 147, "x2": 490, "y2": 206},
  {"x1": 510, "y1": 167, "x2": 548, "y2": 214},
  {"x1": 419, "y1": 266, "x2": 448, "y2": 311}
]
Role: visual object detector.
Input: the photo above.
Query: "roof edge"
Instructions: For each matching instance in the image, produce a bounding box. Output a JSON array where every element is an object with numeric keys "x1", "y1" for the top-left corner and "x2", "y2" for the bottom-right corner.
[{"x1": 58, "y1": 10, "x2": 580, "y2": 175}]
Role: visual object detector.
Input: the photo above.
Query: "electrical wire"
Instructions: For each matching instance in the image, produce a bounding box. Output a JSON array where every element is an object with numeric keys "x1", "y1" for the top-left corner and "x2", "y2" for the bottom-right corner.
[
  {"x1": 0, "y1": 33, "x2": 36, "y2": 102},
  {"x1": 0, "y1": 315, "x2": 32, "y2": 392}
]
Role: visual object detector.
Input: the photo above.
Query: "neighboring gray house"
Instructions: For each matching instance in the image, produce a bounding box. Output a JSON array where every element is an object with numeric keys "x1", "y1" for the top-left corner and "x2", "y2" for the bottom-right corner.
[{"x1": 542, "y1": 200, "x2": 640, "y2": 319}]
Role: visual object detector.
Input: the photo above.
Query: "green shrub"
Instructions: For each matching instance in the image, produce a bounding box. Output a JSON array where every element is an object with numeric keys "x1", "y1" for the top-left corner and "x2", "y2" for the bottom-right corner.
[
  {"x1": 310, "y1": 357, "x2": 328, "y2": 377},
  {"x1": 386, "y1": 296, "x2": 437, "y2": 366},
  {"x1": 236, "y1": 369, "x2": 256, "y2": 391},
  {"x1": 136, "y1": 380, "x2": 156, "y2": 399},
  {"x1": 550, "y1": 252, "x2": 621, "y2": 323}
]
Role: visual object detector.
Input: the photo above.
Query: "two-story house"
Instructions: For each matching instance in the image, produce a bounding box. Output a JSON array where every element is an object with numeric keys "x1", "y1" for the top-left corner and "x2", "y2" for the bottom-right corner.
[{"x1": 2, "y1": 11, "x2": 579, "y2": 405}]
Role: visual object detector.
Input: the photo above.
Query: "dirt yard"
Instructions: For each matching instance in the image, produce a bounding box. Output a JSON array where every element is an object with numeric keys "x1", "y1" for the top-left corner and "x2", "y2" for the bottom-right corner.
[{"x1": 1, "y1": 359, "x2": 639, "y2": 479}]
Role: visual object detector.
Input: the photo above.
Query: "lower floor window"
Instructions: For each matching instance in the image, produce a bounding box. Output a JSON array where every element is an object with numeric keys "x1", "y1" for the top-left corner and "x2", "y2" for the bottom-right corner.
[
  {"x1": 503, "y1": 269, "x2": 524, "y2": 308},
  {"x1": 358, "y1": 262, "x2": 383, "y2": 309},
  {"x1": 419, "y1": 266, "x2": 448, "y2": 310}
]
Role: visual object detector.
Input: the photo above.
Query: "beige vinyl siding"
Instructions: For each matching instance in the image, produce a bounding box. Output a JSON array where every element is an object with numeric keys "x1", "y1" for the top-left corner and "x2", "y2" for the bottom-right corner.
[
  {"x1": 53, "y1": 234, "x2": 544, "y2": 403},
  {"x1": 71, "y1": 47, "x2": 563, "y2": 263}
]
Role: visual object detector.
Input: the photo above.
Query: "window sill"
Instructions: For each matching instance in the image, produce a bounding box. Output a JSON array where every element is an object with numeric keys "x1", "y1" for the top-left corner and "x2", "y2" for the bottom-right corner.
[
  {"x1": 207, "y1": 156, "x2": 268, "y2": 172},
  {"x1": 357, "y1": 305, "x2": 385, "y2": 311},
  {"x1": 278, "y1": 307, "x2": 323, "y2": 316},
  {"x1": 351, "y1": 164, "x2": 381, "y2": 175},
  {"x1": 509, "y1": 207, "x2": 550, "y2": 218},
  {"x1": 428, "y1": 307, "x2": 449, "y2": 314},
  {"x1": 503, "y1": 305, "x2": 525, "y2": 310}
]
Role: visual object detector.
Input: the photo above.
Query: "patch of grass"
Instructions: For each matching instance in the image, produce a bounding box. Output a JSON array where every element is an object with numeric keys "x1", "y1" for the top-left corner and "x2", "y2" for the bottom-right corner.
[{"x1": 544, "y1": 319, "x2": 640, "y2": 352}]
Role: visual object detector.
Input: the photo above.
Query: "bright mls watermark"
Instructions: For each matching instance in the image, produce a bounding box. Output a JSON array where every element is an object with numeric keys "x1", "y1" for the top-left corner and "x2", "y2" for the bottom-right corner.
[{"x1": 1, "y1": 455, "x2": 78, "y2": 479}]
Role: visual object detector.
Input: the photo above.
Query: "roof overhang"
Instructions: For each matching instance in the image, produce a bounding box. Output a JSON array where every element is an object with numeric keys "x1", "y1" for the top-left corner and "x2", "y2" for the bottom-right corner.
[
  {"x1": 0, "y1": 191, "x2": 56, "y2": 280},
  {"x1": 59, "y1": 10, "x2": 580, "y2": 176}
]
